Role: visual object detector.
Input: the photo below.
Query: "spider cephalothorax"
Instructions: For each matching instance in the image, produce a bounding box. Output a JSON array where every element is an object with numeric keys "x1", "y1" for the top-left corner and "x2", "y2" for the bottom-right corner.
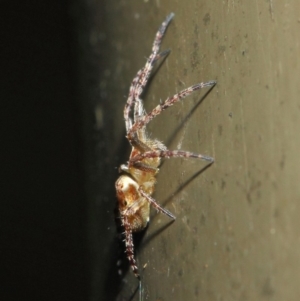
[{"x1": 115, "y1": 12, "x2": 216, "y2": 279}]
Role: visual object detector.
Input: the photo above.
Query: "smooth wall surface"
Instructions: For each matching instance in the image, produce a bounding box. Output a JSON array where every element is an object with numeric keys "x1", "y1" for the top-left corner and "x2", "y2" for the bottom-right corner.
[{"x1": 83, "y1": 1, "x2": 300, "y2": 300}]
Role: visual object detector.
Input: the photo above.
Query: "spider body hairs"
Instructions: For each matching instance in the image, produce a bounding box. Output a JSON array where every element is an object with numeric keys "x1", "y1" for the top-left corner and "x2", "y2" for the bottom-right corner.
[{"x1": 115, "y1": 12, "x2": 216, "y2": 279}]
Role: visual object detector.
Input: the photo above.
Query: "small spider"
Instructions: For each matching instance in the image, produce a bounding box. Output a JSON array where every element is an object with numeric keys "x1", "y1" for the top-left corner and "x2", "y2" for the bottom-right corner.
[{"x1": 115, "y1": 12, "x2": 216, "y2": 280}]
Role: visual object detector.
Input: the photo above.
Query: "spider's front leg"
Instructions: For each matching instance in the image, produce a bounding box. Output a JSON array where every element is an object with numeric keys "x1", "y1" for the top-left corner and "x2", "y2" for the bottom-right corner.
[
  {"x1": 124, "y1": 49, "x2": 171, "y2": 132},
  {"x1": 128, "y1": 80, "x2": 216, "y2": 138},
  {"x1": 132, "y1": 13, "x2": 174, "y2": 105},
  {"x1": 130, "y1": 149, "x2": 214, "y2": 165},
  {"x1": 133, "y1": 49, "x2": 171, "y2": 123},
  {"x1": 124, "y1": 13, "x2": 174, "y2": 132}
]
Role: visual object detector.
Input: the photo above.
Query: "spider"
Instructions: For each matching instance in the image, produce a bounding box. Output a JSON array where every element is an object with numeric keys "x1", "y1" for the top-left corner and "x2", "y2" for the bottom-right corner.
[{"x1": 115, "y1": 12, "x2": 216, "y2": 280}]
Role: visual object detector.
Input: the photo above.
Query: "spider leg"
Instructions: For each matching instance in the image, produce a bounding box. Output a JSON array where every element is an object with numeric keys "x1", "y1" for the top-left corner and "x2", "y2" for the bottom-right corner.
[
  {"x1": 129, "y1": 81, "x2": 216, "y2": 138},
  {"x1": 129, "y1": 132, "x2": 152, "y2": 152},
  {"x1": 133, "y1": 162, "x2": 158, "y2": 173},
  {"x1": 133, "y1": 13, "x2": 174, "y2": 102},
  {"x1": 133, "y1": 49, "x2": 171, "y2": 123},
  {"x1": 130, "y1": 150, "x2": 214, "y2": 165},
  {"x1": 124, "y1": 69, "x2": 143, "y2": 131},
  {"x1": 139, "y1": 187, "x2": 176, "y2": 219},
  {"x1": 123, "y1": 216, "x2": 141, "y2": 279},
  {"x1": 124, "y1": 13, "x2": 174, "y2": 132}
]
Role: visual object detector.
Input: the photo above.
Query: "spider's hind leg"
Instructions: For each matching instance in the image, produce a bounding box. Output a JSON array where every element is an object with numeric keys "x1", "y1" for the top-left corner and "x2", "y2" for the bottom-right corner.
[
  {"x1": 139, "y1": 187, "x2": 176, "y2": 220},
  {"x1": 123, "y1": 216, "x2": 141, "y2": 279}
]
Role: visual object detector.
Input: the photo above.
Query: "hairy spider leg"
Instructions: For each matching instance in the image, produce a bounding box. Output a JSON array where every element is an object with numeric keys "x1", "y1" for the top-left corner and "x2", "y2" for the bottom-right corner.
[
  {"x1": 130, "y1": 150, "x2": 214, "y2": 166},
  {"x1": 125, "y1": 69, "x2": 142, "y2": 131},
  {"x1": 132, "y1": 14, "x2": 174, "y2": 120},
  {"x1": 122, "y1": 216, "x2": 140, "y2": 280},
  {"x1": 128, "y1": 81, "x2": 216, "y2": 143},
  {"x1": 133, "y1": 49, "x2": 171, "y2": 123},
  {"x1": 125, "y1": 49, "x2": 171, "y2": 132},
  {"x1": 139, "y1": 187, "x2": 176, "y2": 219},
  {"x1": 121, "y1": 187, "x2": 175, "y2": 280},
  {"x1": 124, "y1": 13, "x2": 175, "y2": 132}
]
